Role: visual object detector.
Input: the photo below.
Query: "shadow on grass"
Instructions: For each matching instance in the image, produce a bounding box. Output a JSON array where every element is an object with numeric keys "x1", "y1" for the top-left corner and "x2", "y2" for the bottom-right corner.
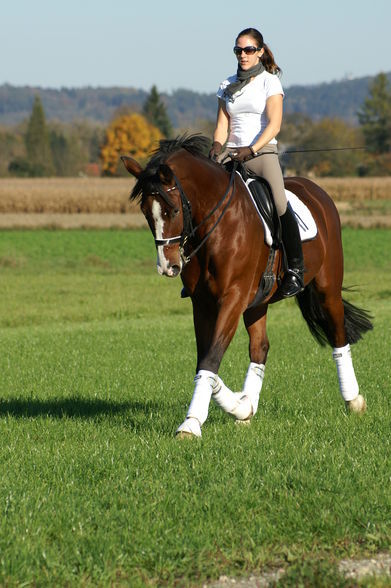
[{"x1": 0, "y1": 396, "x2": 172, "y2": 423}]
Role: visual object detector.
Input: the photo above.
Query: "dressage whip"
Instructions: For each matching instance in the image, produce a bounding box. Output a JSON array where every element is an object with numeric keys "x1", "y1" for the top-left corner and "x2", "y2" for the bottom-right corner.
[
  {"x1": 227, "y1": 146, "x2": 366, "y2": 161},
  {"x1": 280, "y1": 146, "x2": 365, "y2": 155}
]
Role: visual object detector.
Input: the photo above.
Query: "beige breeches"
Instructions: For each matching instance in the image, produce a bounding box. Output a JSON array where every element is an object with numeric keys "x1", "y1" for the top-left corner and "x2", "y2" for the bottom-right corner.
[{"x1": 243, "y1": 144, "x2": 287, "y2": 216}]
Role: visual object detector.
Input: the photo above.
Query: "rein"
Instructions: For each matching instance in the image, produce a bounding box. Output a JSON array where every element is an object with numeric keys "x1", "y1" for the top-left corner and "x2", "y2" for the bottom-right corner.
[{"x1": 152, "y1": 163, "x2": 238, "y2": 264}]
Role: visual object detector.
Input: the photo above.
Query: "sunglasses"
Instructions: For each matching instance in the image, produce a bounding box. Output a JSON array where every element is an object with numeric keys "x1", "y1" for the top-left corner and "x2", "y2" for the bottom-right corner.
[{"x1": 233, "y1": 45, "x2": 261, "y2": 56}]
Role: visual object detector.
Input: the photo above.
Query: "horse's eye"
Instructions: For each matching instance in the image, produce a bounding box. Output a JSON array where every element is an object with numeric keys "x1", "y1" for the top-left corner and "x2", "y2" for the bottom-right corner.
[{"x1": 172, "y1": 208, "x2": 180, "y2": 218}]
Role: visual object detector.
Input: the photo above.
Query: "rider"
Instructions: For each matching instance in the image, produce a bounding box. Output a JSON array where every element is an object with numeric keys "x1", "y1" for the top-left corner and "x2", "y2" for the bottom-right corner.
[{"x1": 209, "y1": 27, "x2": 304, "y2": 297}]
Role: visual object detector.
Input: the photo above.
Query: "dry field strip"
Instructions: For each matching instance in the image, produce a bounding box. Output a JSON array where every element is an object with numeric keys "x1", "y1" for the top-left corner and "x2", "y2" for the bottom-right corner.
[
  {"x1": 206, "y1": 552, "x2": 391, "y2": 587},
  {"x1": 0, "y1": 176, "x2": 390, "y2": 229}
]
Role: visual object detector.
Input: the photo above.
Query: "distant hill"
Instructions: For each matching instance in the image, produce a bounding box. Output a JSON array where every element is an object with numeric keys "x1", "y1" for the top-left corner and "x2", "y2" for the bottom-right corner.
[
  {"x1": 283, "y1": 74, "x2": 391, "y2": 124},
  {"x1": 1, "y1": 72, "x2": 390, "y2": 128}
]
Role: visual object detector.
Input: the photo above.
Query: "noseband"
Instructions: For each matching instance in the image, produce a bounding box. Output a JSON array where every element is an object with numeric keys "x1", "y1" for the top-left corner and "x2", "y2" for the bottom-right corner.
[{"x1": 150, "y1": 164, "x2": 238, "y2": 264}]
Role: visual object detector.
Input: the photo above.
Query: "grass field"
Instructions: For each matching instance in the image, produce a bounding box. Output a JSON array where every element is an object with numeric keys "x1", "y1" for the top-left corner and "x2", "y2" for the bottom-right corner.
[{"x1": 0, "y1": 228, "x2": 390, "y2": 586}]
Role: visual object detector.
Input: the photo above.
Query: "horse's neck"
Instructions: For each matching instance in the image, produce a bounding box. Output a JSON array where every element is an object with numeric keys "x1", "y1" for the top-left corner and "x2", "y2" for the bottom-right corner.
[{"x1": 184, "y1": 163, "x2": 240, "y2": 221}]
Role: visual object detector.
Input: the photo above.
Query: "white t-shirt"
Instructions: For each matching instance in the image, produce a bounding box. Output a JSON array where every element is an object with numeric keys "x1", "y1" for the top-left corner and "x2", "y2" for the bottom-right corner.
[{"x1": 217, "y1": 71, "x2": 284, "y2": 147}]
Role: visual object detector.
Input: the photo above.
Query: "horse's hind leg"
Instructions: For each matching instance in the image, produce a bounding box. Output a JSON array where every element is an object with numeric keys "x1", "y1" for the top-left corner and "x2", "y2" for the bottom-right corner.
[
  {"x1": 333, "y1": 343, "x2": 366, "y2": 412},
  {"x1": 241, "y1": 305, "x2": 269, "y2": 417},
  {"x1": 307, "y1": 271, "x2": 367, "y2": 413}
]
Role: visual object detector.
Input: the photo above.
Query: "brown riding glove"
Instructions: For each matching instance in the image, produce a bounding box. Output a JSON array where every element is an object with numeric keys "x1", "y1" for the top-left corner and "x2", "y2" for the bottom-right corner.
[
  {"x1": 209, "y1": 141, "x2": 223, "y2": 161},
  {"x1": 229, "y1": 146, "x2": 253, "y2": 162}
]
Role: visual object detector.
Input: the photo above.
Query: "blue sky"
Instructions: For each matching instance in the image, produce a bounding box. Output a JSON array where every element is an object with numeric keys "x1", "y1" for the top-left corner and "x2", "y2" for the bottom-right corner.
[{"x1": 2, "y1": 0, "x2": 390, "y2": 93}]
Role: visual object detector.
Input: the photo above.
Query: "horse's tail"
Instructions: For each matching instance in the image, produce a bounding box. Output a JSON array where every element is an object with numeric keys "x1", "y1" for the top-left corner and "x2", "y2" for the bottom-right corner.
[{"x1": 296, "y1": 281, "x2": 373, "y2": 347}]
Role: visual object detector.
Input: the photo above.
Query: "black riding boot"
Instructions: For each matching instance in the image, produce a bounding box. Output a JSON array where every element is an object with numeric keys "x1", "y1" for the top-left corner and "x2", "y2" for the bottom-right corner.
[{"x1": 279, "y1": 204, "x2": 304, "y2": 297}]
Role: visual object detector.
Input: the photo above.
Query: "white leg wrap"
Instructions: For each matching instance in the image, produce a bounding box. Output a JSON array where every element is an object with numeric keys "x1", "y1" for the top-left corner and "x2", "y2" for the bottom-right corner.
[
  {"x1": 242, "y1": 362, "x2": 265, "y2": 415},
  {"x1": 333, "y1": 344, "x2": 359, "y2": 402},
  {"x1": 176, "y1": 370, "x2": 217, "y2": 437},
  {"x1": 186, "y1": 370, "x2": 216, "y2": 424},
  {"x1": 212, "y1": 376, "x2": 241, "y2": 413},
  {"x1": 212, "y1": 375, "x2": 252, "y2": 421}
]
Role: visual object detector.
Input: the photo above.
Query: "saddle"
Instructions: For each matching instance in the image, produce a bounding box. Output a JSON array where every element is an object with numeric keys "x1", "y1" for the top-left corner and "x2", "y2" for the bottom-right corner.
[
  {"x1": 224, "y1": 161, "x2": 283, "y2": 307},
  {"x1": 224, "y1": 161, "x2": 281, "y2": 246}
]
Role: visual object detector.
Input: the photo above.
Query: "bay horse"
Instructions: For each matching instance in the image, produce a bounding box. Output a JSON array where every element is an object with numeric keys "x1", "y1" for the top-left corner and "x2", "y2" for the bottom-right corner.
[{"x1": 122, "y1": 134, "x2": 373, "y2": 438}]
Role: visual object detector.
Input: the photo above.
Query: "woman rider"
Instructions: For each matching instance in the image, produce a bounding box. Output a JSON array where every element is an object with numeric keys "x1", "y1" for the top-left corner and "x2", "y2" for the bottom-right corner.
[{"x1": 209, "y1": 27, "x2": 304, "y2": 297}]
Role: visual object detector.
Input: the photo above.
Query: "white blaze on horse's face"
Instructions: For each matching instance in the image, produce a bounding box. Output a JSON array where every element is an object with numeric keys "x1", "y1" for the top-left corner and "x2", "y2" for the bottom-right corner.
[{"x1": 151, "y1": 200, "x2": 182, "y2": 277}]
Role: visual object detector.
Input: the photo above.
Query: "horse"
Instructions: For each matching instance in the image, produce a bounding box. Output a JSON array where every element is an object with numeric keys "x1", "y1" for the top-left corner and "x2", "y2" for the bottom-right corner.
[{"x1": 122, "y1": 134, "x2": 373, "y2": 438}]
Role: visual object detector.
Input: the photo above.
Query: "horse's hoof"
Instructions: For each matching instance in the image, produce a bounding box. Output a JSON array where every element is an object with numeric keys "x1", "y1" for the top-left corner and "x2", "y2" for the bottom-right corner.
[
  {"x1": 175, "y1": 417, "x2": 202, "y2": 438},
  {"x1": 229, "y1": 394, "x2": 253, "y2": 421},
  {"x1": 176, "y1": 431, "x2": 197, "y2": 440},
  {"x1": 235, "y1": 416, "x2": 252, "y2": 426},
  {"x1": 346, "y1": 394, "x2": 367, "y2": 414}
]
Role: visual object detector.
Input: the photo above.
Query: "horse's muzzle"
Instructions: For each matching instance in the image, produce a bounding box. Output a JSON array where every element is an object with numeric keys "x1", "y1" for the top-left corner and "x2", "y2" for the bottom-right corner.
[
  {"x1": 169, "y1": 264, "x2": 181, "y2": 277},
  {"x1": 156, "y1": 242, "x2": 183, "y2": 277},
  {"x1": 156, "y1": 257, "x2": 183, "y2": 277},
  {"x1": 157, "y1": 263, "x2": 182, "y2": 277}
]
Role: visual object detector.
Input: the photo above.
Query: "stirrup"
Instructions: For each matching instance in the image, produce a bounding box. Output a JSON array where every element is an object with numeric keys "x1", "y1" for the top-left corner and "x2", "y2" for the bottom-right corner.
[{"x1": 280, "y1": 268, "x2": 304, "y2": 298}]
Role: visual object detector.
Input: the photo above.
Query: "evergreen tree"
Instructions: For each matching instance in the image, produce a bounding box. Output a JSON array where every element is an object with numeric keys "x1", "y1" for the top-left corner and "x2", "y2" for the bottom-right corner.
[
  {"x1": 143, "y1": 85, "x2": 173, "y2": 138},
  {"x1": 25, "y1": 95, "x2": 54, "y2": 175},
  {"x1": 358, "y1": 73, "x2": 391, "y2": 154},
  {"x1": 50, "y1": 129, "x2": 69, "y2": 176}
]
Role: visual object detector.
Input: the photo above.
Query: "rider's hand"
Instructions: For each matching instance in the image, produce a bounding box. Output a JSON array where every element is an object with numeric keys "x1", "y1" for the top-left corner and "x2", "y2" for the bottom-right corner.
[
  {"x1": 209, "y1": 141, "x2": 222, "y2": 161},
  {"x1": 229, "y1": 146, "x2": 253, "y2": 162}
]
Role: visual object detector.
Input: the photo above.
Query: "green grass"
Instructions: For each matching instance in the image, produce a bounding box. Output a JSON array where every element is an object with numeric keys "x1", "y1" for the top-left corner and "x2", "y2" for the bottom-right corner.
[{"x1": 0, "y1": 228, "x2": 390, "y2": 587}]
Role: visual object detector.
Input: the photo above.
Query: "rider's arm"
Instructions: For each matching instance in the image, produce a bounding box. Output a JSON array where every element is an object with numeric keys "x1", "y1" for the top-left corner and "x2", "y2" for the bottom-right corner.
[
  {"x1": 213, "y1": 99, "x2": 230, "y2": 146},
  {"x1": 251, "y1": 94, "x2": 283, "y2": 152}
]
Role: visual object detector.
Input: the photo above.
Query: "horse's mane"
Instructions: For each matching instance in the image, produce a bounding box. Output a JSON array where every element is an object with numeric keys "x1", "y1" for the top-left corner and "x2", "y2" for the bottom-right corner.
[{"x1": 131, "y1": 133, "x2": 210, "y2": 202}]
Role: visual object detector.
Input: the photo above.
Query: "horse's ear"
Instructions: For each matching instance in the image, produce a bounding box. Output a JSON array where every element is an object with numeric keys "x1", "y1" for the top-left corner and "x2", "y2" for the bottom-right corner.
[
  {"x1": 121, "y1": 156, "x2": 143, "y2": 178},
  {"x1": 159, "y1": 164, "x2": 174, "y2": 184}
]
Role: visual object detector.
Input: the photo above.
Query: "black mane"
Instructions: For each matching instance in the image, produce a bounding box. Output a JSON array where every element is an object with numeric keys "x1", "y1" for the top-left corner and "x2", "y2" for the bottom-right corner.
[{"x1": 131, "y1": 134, "x2": 210, "y2": 202}]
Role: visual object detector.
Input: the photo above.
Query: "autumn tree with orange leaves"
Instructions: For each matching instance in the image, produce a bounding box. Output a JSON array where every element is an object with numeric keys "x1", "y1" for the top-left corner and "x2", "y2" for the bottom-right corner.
[{"x1": 100, "y1": 113, "x2": 162, "y2": 176}]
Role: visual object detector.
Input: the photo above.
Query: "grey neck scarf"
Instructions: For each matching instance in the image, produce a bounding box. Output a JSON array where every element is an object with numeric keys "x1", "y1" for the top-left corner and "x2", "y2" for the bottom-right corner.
[{"x1": 224, "y1": 61, "x2": 265, "y2": 101}]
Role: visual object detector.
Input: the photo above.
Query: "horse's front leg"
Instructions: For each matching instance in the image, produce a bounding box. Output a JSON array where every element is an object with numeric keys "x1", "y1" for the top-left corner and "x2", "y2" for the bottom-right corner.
[
  {"x1": 176, "y1": 290, "x2": 246, "y2": 438},
  {"x1": 212, "y1": 304, "x2": 269, "y2": 423}
]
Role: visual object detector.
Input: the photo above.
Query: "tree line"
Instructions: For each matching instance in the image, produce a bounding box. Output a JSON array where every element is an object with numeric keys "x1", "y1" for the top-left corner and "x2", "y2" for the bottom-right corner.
[
  {"x1": 1, "y1": 74, "x2": 390, "y2": 178},
  {"x1": 280, "y1": 73, "x2": 391, "y2": 177}
]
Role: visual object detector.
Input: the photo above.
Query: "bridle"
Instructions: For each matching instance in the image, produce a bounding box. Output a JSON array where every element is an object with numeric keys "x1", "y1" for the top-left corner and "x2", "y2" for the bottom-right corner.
[
  {"x1": 149, "y1": 183, "x2": 192, "y2": 249},
  {"x1": 149, "y1": 163, "x2": 238, "y2": 265}
]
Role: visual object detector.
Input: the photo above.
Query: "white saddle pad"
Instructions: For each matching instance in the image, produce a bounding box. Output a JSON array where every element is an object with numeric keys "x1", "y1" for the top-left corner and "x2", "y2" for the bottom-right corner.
[
  {"x1": 242, "y1": 175, "x2": 318, "y2": 247},
  {"x1": 286, "y1": 189, "x2": 318, "y2": 242}
]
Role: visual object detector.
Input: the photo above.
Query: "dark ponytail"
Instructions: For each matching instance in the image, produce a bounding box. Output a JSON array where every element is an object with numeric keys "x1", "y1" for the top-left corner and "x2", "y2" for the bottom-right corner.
[
  {"x1": 236, "y1": 27, "x2": 282, "y2": 76},
  {"x1": 260, "y1": 43, "x2": 282, "y2": 76}
]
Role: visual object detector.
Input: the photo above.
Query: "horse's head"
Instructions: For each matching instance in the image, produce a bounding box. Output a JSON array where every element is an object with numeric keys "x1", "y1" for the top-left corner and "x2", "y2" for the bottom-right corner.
[
  {"x1": 121, "y1": 154, "x2": 185, "y2": 277},
  {"x1": 122, "y1": 134, "x2": 211, "y2": 278}
]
